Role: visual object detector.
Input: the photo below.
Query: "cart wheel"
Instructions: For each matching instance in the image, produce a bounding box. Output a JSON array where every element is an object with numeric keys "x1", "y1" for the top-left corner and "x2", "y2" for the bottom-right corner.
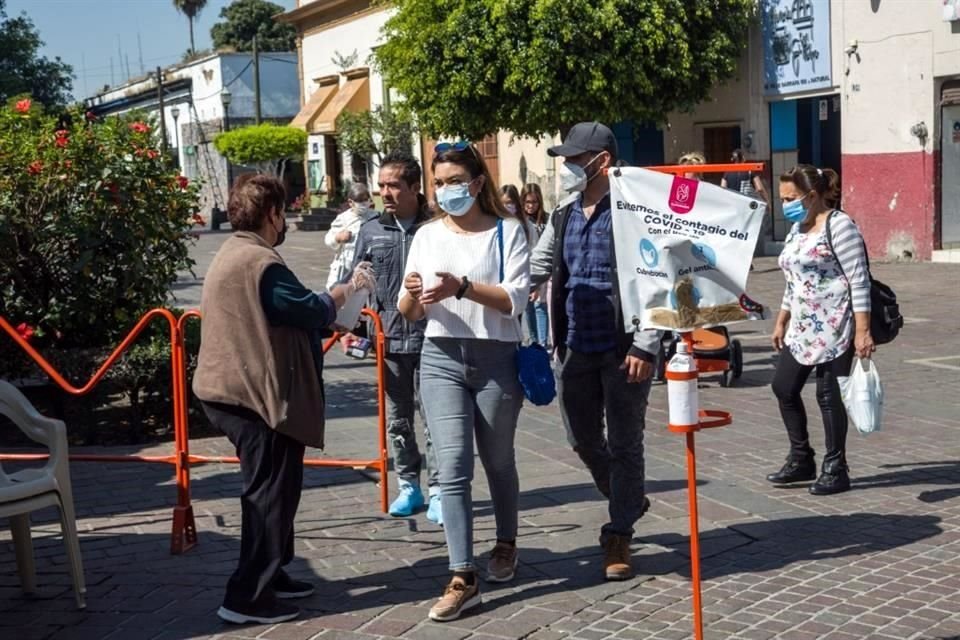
[
  {"x1": 731, "y1": 339, "x2": 744, "y2": 379},
  {"x1": 720, "y1": 369, "x2": 732, "y2": 388}
]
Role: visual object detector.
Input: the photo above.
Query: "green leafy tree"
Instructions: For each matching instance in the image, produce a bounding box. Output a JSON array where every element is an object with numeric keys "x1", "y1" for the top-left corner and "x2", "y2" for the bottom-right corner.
[
  {"x1": 336, "y1": 105, "x2": 416, "y2": 183},
  {"x1": 375, "y1": 0, "x2": 755, "y2": 139},
  {"x1": 211, "y1": 0, "x2": 296, "y2": 52},
  {"x1": 173, "y1": 0, "x2": 208, "y2": 55},
  {"x1": 0, "y1": 0, "x2": 73, "y2": 108},
  {"x1": 214, "y1": 123, "x2": 306, "y2": 178},
  {"x1": 0, "y1": 99, "x2": 200, "y2": 349}
]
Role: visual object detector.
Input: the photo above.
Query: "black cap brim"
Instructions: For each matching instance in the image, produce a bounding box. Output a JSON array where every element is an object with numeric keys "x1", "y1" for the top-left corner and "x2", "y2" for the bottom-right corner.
[{"x1": 547, "y1": 143, "x2": 588, "y2": 158}]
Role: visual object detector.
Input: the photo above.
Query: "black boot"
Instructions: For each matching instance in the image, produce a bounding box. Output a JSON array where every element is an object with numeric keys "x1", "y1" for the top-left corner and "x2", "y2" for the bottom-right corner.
[
  {"x1": 766, "y1": 457, "x2": 816, "y2": 485},
  {"x1": 809, "y1": 458, "x2": 850, "y2": 495}
]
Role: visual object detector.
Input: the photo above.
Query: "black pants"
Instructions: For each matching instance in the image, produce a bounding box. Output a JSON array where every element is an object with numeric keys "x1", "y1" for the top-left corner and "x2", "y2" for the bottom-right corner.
[
  {"x1": 202, "y1": 401, "x2": 306, "y2": 608},
  {"x1": 771, "y1": 347, "x2": 854, "y2": 469}
]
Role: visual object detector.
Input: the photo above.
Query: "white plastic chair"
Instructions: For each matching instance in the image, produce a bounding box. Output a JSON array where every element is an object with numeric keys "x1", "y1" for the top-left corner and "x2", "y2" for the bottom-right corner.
[{"x1": 0, "y1": 380, "x2": 86, "y2": 608}]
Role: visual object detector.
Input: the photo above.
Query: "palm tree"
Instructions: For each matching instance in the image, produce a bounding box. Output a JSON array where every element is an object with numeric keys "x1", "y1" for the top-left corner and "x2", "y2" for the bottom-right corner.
[{"x1": 173, "y1": 0, "x2": 208, "y2": 55}]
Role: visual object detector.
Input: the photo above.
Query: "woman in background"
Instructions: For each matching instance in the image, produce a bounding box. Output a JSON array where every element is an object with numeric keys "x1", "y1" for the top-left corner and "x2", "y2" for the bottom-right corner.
[
  {"x1": 325, "y1": 183, "x2": 374, "y2": 291},
  {"x1": 520, "y1": 183, "x2": 550, "y2": 347},
  {"x1": 768, "y1": 164, "x2": 873, "y2": 496}
]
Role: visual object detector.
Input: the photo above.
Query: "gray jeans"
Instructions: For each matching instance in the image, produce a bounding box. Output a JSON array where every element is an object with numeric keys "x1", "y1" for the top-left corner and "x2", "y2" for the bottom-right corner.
[
  {"x1": 419, "y1": 338, "x2": 523, "y2": 571},
  {"x1": 385, "y1": 353, "x2": 438, "y2": 489},
  {"x1": 556, "y1": 348, "x2": 652, "y2": 541}
]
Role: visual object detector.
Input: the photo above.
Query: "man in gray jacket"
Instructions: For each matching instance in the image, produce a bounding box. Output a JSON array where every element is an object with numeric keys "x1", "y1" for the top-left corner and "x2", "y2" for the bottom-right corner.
[
  {"x1": 342, "y1": 151, "x2": 440, "y2": 521},
  {"x1": 530, "y1": 122, "x2": 660, "y2": 581}
]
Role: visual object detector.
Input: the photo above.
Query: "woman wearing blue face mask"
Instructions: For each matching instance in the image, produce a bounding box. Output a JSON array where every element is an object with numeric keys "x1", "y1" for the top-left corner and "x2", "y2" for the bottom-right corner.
[
  {"x1": 768, "y1": 165, "x2": 874, "y2": 496},
  {"x1": 398, "y1": 142, "x2": 530, "y2": 622}
]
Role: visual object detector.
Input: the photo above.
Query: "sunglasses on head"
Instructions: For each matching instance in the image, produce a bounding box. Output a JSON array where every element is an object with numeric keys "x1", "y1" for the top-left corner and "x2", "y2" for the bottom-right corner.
[{"x1": 434, "y1": 141, "x2": 472, "y2": 153}]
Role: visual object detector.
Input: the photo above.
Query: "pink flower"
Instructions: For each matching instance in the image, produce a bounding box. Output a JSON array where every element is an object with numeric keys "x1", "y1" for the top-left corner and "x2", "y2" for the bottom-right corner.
[
  {"x1": 15, "y1": 323, "x2": 35, "y2": 342},
  {"x1": 146, "y1": 149, "x2": 159, "y2": 160},
  {"x1": 15, "y1": 99, "x2": 31, "y2": 114},
  {"x1": 130, "y1": 122, "x2": 150, "y2": 134},
  {"x1": 192, "y1": 213, "x2": 206, "y2": 226}
]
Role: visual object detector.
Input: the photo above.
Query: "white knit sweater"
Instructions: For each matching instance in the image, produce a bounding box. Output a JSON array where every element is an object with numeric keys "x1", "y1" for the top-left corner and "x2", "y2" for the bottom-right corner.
[{"x1": 401, "y1": 216, "x2": 530, "y2": 342}]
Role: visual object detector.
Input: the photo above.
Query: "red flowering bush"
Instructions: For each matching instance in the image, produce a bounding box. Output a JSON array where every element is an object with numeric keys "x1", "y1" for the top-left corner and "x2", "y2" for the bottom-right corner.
[{"x1": 0, "y1": 98, "x2": 200, "y2": 351}]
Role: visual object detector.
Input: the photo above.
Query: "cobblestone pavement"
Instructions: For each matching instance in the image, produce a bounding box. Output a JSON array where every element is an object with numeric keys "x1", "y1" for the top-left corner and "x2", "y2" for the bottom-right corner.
[{"x1": 3, "y1": 229, "x2": 960, "y2": 640}]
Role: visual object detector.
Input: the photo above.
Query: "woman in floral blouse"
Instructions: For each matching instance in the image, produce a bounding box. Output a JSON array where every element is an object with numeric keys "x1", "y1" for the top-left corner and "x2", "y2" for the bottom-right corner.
[{"x1": 768, "y1": 165, "x2": 875, "y2": 496}]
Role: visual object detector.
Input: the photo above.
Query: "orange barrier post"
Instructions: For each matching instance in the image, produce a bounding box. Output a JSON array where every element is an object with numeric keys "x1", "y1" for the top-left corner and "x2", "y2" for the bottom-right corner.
[
  {"x1": 0, "y1": 309, "x2": 197, "y2": 554},
  {"x1": 1, "y1": 306, "x2": 391, "y2": 555},
  {"x1": 173, "y1": 308, "x2": 390, "y2": 514},
  {"x1": 665, "y1": 335, "x2": 732, "y2": 640}
]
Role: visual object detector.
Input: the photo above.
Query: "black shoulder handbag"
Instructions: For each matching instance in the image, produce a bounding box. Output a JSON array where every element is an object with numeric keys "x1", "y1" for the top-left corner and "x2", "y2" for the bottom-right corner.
[{"x1": 826, "y1": 211, "x2": 903, "y2": 345}]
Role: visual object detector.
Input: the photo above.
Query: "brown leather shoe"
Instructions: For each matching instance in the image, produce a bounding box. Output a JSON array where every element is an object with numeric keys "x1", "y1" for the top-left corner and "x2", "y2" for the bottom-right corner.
[
  {"x1": 428, "y1": 575, "x2": 481, "y2": 622},
  {"x1": 486, "y1": 541, "x2": 518, "y2": 583},
  {"x1": 602, "y1": 534, "x2": 633, "y2": 581}
]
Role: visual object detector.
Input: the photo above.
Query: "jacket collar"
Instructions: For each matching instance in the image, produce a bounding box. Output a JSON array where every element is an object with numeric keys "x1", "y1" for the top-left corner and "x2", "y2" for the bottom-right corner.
[{"x1": 376, "y1": 200, "x2": 433, "y2": 231}]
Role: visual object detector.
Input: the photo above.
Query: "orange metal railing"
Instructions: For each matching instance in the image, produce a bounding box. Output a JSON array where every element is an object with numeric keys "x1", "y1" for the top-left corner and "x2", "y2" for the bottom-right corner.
[{"x1": 0, "y1": 307, "x2": 389, "y2": 555}]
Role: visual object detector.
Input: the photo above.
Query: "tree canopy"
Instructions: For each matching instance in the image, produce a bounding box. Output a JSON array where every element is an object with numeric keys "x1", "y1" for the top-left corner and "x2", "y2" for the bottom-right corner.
[
  {"x1": 211, "y1": 0, "x2": 296, "y2": 52},
  {"x1": 375, "y1": 0, "x2": 755, "y2": 139},
  {"x1": 214, "y1": 123, "x2": 306, "y2": 178},
  {"x1": 0, "y1": 0, "x2": 73, "y2": 108}
]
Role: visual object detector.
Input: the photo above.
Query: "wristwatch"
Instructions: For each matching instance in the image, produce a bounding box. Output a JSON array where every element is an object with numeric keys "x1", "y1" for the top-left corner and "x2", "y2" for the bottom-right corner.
[{"x1": 455, "y1": 275, "x2": 471, "y2": 300}]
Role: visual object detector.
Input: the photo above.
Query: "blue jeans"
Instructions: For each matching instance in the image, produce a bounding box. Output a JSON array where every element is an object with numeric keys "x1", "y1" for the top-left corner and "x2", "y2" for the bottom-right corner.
[
  {"x1": 525, "y1": 300, "x2": 549, "y2": 346},
  {"x1": 556, "y1": 348, "x2": 652, "y2": 541},
  {"x1": 419, "y1": 338, "x2": 523, "y2": 571},
  {"x1": 384, "y1": 353, "x2": 438, "y2": 489}
]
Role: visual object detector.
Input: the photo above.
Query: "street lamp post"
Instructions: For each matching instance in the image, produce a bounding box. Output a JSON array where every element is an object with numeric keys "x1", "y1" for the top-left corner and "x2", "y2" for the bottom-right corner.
[
  {"x1": 220, "y1": 86, "x2": 233, "y2": 197},
  {"x1": 220, "y1": 87, "x2": 232, "y2": 132},
  {"x1": 170, "y1": 106, "x2": 180, "y2": 168}
]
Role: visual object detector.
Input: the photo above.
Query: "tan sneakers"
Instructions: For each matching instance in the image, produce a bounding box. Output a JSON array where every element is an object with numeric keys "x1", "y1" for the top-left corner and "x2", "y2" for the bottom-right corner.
[
  {"x1": 602, "y1": 534, "x2": 633, "y2": 581},
  {"x1": 486, "y1": 542, "x2": 519, "y2": 583},
  {"x1": 428, "y1": 575, "x2": 481, "y2": 622}
]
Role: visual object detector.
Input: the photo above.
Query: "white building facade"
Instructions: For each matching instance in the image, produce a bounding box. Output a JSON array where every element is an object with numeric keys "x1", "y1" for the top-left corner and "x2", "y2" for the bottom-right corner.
[{"x1": 84, "y1": 52, "x2": 301, "y2": 224}]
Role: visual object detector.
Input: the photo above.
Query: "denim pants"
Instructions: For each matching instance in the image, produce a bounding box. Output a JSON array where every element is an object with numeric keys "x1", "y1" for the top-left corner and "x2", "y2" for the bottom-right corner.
[
  {"x1": 556, "y1": 348, "x2": 652, "y2": 541},
  {"x1": 384, "y1": 353, "x2": 438, "y2": 489},
  {"x1": 525, "y1": 300, "x2": 550, "y2": 347},
  {"x1": 419, "y1": 338, "x2": 523, "y2": 571}
]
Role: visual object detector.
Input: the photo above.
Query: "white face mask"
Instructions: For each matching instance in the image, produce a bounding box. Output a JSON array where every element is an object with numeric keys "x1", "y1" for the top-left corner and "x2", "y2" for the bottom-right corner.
[{"x1": 558, "y1": 153, "x2": 602, "y2": 193}]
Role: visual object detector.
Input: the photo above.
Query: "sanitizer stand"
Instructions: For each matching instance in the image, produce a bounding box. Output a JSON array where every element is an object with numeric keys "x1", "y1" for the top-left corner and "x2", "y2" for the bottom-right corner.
[{"x1": 666, "y1": 332, "x2": 732, "y2": 640}]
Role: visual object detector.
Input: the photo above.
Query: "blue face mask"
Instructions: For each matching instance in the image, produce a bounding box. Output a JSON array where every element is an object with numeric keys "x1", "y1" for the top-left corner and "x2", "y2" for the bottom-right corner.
[
  {"x1": 436, "y1": 183, "x2": 476, "y2": 217},
  {"x1": 782, "y1": 198, "x2": 808, "y2": 223}
]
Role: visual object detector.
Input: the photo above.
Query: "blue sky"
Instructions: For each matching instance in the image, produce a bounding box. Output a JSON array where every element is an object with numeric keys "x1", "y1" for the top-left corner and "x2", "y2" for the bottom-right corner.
[{"x1": 7, "y1": 0, "x2": 296, "y2": 99}]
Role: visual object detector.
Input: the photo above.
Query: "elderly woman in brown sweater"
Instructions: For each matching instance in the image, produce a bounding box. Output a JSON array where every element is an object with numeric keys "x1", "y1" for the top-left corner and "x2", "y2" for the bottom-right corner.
[{"x1": 193, "y1": 174, "x2": 374, "y2": 625}]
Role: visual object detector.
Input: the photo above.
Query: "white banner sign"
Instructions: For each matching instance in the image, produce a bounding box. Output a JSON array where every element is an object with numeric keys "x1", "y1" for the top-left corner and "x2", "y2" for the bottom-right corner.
[{"x1": 611, "y1": 168, "x2": 767, "y2": 333}]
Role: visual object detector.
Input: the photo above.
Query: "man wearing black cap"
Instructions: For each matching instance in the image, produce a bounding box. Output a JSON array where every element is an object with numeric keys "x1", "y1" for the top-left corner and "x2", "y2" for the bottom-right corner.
[{"x1": 530, "y1": 122, "x2": 660, "y2": 581}]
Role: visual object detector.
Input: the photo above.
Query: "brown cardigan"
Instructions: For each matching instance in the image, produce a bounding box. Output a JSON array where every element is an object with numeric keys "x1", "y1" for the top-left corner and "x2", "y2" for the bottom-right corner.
[{"x1": 192, "y1": 232, "x2": 326, "y2": 448}]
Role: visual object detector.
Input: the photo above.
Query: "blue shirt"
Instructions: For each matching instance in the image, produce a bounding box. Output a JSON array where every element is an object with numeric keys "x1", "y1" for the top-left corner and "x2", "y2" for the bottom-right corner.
[{"x1": 563, "y1": 194, "x2": 617, "y2": 353}]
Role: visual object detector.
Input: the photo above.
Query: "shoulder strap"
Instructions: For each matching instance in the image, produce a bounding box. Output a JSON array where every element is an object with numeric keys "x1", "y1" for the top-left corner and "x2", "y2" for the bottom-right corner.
[
  {"x1": 497, "y1": 218, "x2": 504, "y2": 283},
  {"x1": 825, "y1": 210, "x2": 849, "y2": 282}
]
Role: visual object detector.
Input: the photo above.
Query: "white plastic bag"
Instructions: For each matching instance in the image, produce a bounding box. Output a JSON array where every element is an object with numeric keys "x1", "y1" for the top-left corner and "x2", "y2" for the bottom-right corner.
[{"x1": 838, "y1": 358, "x2": 884, "y2": 434}]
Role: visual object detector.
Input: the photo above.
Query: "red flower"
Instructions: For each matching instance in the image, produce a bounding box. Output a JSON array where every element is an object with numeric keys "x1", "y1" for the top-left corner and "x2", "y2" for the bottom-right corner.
[
  {"x1": 27, "y1": 160, "x2": 43, "y2": 175},
  {"x1": 63, "y1": 160, "x2": 73, "y2": 169},
  {"x1": 15, "y1": 99, "x2": 31, "y2": 114},
  {"x1": 85, "y1": 111, "x2": 97, "y2": 122},
  {"x1": 176, "y1": 176, "x2": 189, "y2": 189},
  {"x1": 146, "y1": 149, "x2": 159, "y2": 160},
  {"x1": 192, "y1": 213, "x2": 206, "y2": 226},
  {"x1": 54, "y1": 129, "x2": 69, "y2": 148},
  {"x1": 15, "y1": 323, "x2": 35, "y2": 342},
  {"x1": 130, "y1": 122, "x2": 150, "y2": 134}
]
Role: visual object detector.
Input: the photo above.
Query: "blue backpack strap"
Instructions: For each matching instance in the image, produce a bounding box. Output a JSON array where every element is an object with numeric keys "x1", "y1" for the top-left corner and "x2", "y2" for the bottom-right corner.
[{"x1": 497, "y1": 217, "x2": 504, "y2": 282}]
